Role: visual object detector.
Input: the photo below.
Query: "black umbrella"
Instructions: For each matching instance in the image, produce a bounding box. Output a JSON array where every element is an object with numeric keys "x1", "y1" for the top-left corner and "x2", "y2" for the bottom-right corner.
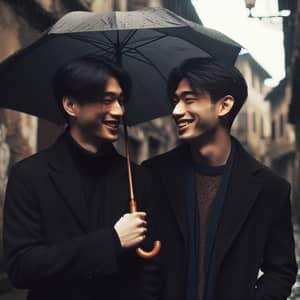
[
  {"x1": 0, "y1": 7, "x2": 242, "y2": 258},
  {"x1": 0, "y1": 7, "x2": 242, "y2": 125}
]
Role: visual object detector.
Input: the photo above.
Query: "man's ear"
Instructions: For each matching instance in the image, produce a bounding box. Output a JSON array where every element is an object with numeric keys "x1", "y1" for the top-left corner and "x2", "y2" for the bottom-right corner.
[
  {"x1": 217, "y1": 95, "x2": 234, "y2": 117},
  {"x1": 62, "y1": 96, "x2": 79, "y2": 118}
]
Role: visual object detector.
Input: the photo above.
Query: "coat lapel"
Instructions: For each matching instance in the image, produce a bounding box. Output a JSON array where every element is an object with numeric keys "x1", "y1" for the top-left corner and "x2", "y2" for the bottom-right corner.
[
  {"x1": 163, "y1": 144, "x2": 194, "y2": 252},
  {"x1": 47, "y1": 134, "x2": 89, "y2": 232},
  {"x1": 213, "y1": 140, "x2": 264, "y2": 273}
]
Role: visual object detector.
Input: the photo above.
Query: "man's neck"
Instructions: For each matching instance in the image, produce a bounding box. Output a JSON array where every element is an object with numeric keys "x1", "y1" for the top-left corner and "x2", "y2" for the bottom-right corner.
[
  {"x1": 190, "y1": 127, "x2": 231, "y2": 167},
  {"x1": 69, "y1": 126, "x2": 102, "y2": 154}
]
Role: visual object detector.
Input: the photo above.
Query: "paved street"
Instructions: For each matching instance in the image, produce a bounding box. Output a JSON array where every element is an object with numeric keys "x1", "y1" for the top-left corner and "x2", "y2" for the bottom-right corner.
[{"x1": 289, "y1": 226, "x2": 300, "y2": 300}]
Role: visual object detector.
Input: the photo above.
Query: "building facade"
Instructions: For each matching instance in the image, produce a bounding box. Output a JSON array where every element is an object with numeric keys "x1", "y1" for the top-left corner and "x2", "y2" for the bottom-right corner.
[
  {"x1": 286, "y1": 0, "x2": 300, "y2": 225},
  {"x1": 265, "y1": 79, "x2": 297, "y2": 204},
  {"x1": 232, "y1": 53, "x2": 272, "y2": 165}
]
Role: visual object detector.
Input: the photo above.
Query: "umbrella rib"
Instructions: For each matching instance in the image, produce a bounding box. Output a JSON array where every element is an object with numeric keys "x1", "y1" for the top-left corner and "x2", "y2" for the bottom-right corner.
[
  {"x1": 94, "y1": 49, "x2": 116, "y2": 57},
  {"x1": 126, "y1": 34, "x2": 168, "y2": 50},
  {"x1": 102, "y1": 31, "x2": 115, "y2": 46},
  {"x1": 89, "y1": 41, "x2": 114, "y2": 52},
  {"x1": 122, "y1": 51, "x2": 151, "y2": 65},
  {"x1": 67, "y1": 34, "x2": 110, "y2": 48},
  {"x1": 119, "y1": 29, "x2": 138, "y2": 51},
  {"x1": 122, "y1": 49, "x2": 167, "y2": 81},
  {"x1": 67, "y1": 35, "x2": 114, "y2": 54}
]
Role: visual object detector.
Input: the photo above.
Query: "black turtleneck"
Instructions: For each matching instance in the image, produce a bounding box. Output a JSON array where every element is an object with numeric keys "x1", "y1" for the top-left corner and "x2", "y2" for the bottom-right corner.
[
  {"x1": 66, "y1": 131, "x2": 115, "y2": 215},
  {"x1": 65, "y1": 131, "x2": 120, "y2": 239},
  {"x1": 66, "y1": 129, "x2": 117, "y2": 175}
]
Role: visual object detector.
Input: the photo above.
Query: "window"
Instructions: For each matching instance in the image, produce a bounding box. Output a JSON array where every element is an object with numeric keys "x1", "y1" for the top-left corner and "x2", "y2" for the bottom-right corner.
[
  {"x1": 260, "y1": 116, "x2": 264, "y2": 139},
  {"x1": 149, "y1": 137, "x2": 160, "y2": 158},
  {"x1": 252, "y1": 111, "x2": 256, "y2": 133},
  {"x1": 280, "y1": 114, "x2": 284, "y2": 137},
  {"x1": 271, "y1": 119, "x2": 276, "y2": 141},
  {"x1": 237, "y1": 111, "x2": 248, "y2": 131},
  {"x1": 129, "y1": 138, "x2": 141, "y2": 163}
]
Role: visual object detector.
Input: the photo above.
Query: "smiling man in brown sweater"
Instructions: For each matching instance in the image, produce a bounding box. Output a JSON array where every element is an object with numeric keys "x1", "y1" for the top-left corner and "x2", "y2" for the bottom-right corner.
[{"x1": 143, "y1": 57, "x2": 297, "y2": 300}]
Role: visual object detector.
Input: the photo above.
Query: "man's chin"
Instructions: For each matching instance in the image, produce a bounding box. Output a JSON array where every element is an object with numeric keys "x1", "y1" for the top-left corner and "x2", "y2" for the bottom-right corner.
[
  {"x1": 178, "y1": 132, "x2": 201, "y2": 142},
  {"x1": 89, "y1": 131, "x2": 119, "y2": 143},
  {"x1": 179, "y1": 127, "x2": 217, "y2": 144},
  {"x1": 99, "y1": 133, "x2": 119, "y2": 143}
]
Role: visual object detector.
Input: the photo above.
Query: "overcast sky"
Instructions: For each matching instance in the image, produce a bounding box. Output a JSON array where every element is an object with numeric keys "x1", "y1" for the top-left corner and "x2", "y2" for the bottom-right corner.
[{"x1": 192, "y1": 0, "x2": 285, "y2": 84}]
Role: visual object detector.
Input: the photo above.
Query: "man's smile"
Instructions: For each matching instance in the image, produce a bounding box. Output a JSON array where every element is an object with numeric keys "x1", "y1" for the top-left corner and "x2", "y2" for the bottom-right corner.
[
  {"x1": 102, "y1": 119, "x2": 121, "y2": 130},
  {"x1": 176, "y1": 118, "x2": 195, "y2": 130}
]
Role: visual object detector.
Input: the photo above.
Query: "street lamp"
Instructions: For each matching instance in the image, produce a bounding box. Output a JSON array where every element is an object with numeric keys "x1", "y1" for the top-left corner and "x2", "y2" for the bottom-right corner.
[
  {"x1": 244, "y1": 0, "x2": 290, "y2": 19},
  {"x1": 244, "y1": 0, "x2": 256, "y2": 17},
  {"x1": 245, "y1": 0, "x2": 256, "y2": 10}
]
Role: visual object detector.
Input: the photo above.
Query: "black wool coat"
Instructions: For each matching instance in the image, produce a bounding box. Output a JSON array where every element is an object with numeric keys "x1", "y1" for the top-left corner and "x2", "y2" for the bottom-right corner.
[
  {"x1": 142, "y1": 138, "x2": 297, "y2": 300},
  {"x1": 4, "y1": 133, "x2": 160, "y2": 300}
]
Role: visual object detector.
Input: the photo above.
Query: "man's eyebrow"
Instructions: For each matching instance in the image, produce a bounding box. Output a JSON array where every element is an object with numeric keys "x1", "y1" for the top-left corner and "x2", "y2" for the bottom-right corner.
[
  {"x1": 103, "y1": 91, "x2": 124, "y2": 96},
  {"x1": 174, "y1": 91, "x2": 198, "y2": 97}
]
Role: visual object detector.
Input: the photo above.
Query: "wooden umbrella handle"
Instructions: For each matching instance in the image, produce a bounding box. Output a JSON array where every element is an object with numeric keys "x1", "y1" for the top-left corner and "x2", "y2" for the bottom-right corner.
[
  {"x1": 130, "y1": 199, "x2": 161, "y2": 259},
  {"x1": 124, "y1": 122, "x2": 161, "y2": 259}
]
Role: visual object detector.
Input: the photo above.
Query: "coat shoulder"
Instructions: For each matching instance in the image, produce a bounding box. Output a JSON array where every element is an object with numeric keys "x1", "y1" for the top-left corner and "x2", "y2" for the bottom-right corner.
[
  {"x1": 115, "y1": 153, "x2": 145, "y2": 175},
  {"x1": 10, "y1": 147, "x2": 51, "y2": 178},
  {"x1": 142, "y1": 146, "x2": 181, "y2": 170},
  {"x1": 234, "y1": 137, "x2": 290, "y2": 192},
  {"x1": 258, "y1": 163, "x2": 290, "y2": 192}
]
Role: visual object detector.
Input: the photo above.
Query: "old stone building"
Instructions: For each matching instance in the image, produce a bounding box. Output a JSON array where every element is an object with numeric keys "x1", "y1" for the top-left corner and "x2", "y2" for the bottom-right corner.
[
  {"x1": 286, "y1": 0, "x2": 300, "y2": 226},
  {"x1": 265, "y1": 79, "x2": 297, "y2": 206},
  {"x1": 232, "y1": 53, "x2": 272, "y2": 164}
]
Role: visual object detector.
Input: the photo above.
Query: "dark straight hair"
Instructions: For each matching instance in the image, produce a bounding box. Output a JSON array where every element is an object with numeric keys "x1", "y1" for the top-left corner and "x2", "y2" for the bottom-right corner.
[
  {"x1": 168, "y1": 57, "x2": 248, "y2": 129},
  {"x1": 53, "y1": 55, "x2": 131, "y2": 119}
]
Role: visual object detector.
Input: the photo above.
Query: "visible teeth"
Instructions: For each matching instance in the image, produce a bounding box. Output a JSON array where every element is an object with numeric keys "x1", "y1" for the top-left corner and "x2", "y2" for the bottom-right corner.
[
  {"x1": 104, "y1": 122, "x2": 119, "y2": 128},
  {"x1": 178, "y1": 120, "x2": 193, "y2": 128},
  {"x1": 179, "y1": 122, "x2": 188, "y2": 128}
]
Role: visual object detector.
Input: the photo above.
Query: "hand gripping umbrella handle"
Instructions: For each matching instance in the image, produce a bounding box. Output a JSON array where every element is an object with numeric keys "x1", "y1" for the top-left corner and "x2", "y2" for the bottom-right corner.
[
  {"x1": 124, "y1": 122, "x2": 161, "y2": 259},
  {"x1": 130, "y1": 198, "x2": 161, "y2": 259}
]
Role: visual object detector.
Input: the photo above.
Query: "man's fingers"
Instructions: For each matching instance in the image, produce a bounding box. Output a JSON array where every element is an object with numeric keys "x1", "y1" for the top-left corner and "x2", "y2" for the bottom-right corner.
[
  {"x1": 137, "y1": 220, "x2": 147, "y2": 227},
  {"x1": 132, "y1": 212, "x2": 147, "y2": 219},
  {"x1": 139, "y1": 227, "x2": 147, "y2": 234},
  {"x1": 139, "y1": 235, "x2": 146, "y2": 242}
]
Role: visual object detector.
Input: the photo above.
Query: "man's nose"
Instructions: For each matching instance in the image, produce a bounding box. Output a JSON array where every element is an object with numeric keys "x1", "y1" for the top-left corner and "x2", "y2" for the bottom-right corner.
[
  {"x1": 172, "y1": 100, "x2": 185, "y2": 117},
  {"x1": 111, "y1": 100, "x2": 124, "y2": 116}
]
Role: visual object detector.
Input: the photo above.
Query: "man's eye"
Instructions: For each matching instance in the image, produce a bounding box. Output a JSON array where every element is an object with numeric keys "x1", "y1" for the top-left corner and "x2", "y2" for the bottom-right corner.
[
  {"x1": 103, "y1": 98, "x2": 113, "y2": 104},
  {"x1": 185, "y1": 98, "x2": 197, "y2": 102}
]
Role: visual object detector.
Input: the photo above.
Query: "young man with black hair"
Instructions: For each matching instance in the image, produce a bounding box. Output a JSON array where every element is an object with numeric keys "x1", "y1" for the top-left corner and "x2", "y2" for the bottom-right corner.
[
  {"x1": 4, "y1": 56, "x2": 159, "y2": 300},
  {"x1": 143, "y1": 58, "x2": 297, "y2": 300}
]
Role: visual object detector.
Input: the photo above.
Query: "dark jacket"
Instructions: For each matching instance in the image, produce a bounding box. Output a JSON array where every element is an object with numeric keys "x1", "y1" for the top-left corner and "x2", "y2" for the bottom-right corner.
[
  {"x1": 142, "y1": 139, "x2": 297, "y2": 300},
  {"x1": 4, "y1": 133, "x2": 159, "y2": 300}
]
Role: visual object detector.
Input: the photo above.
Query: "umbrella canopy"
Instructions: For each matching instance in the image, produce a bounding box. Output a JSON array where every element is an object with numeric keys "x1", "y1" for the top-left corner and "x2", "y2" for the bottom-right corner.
[{"x1": 0, "y1": 7, "x2": 242, "y2": 125}]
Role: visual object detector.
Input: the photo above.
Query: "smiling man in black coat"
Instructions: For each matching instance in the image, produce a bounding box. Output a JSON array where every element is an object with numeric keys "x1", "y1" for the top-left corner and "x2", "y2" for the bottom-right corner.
[
  {"x1": 143, "y1": 58, "x2": 297, "y2": 300},
  {"x1": 4, "y1": 56, "x2": 159, "y2": 300}
]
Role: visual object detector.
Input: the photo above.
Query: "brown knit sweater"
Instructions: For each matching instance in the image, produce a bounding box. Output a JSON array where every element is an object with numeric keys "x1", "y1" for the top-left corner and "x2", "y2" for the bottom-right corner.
[{"x1": 195, "y1": 173, "x2": 222, "y2": 300}]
